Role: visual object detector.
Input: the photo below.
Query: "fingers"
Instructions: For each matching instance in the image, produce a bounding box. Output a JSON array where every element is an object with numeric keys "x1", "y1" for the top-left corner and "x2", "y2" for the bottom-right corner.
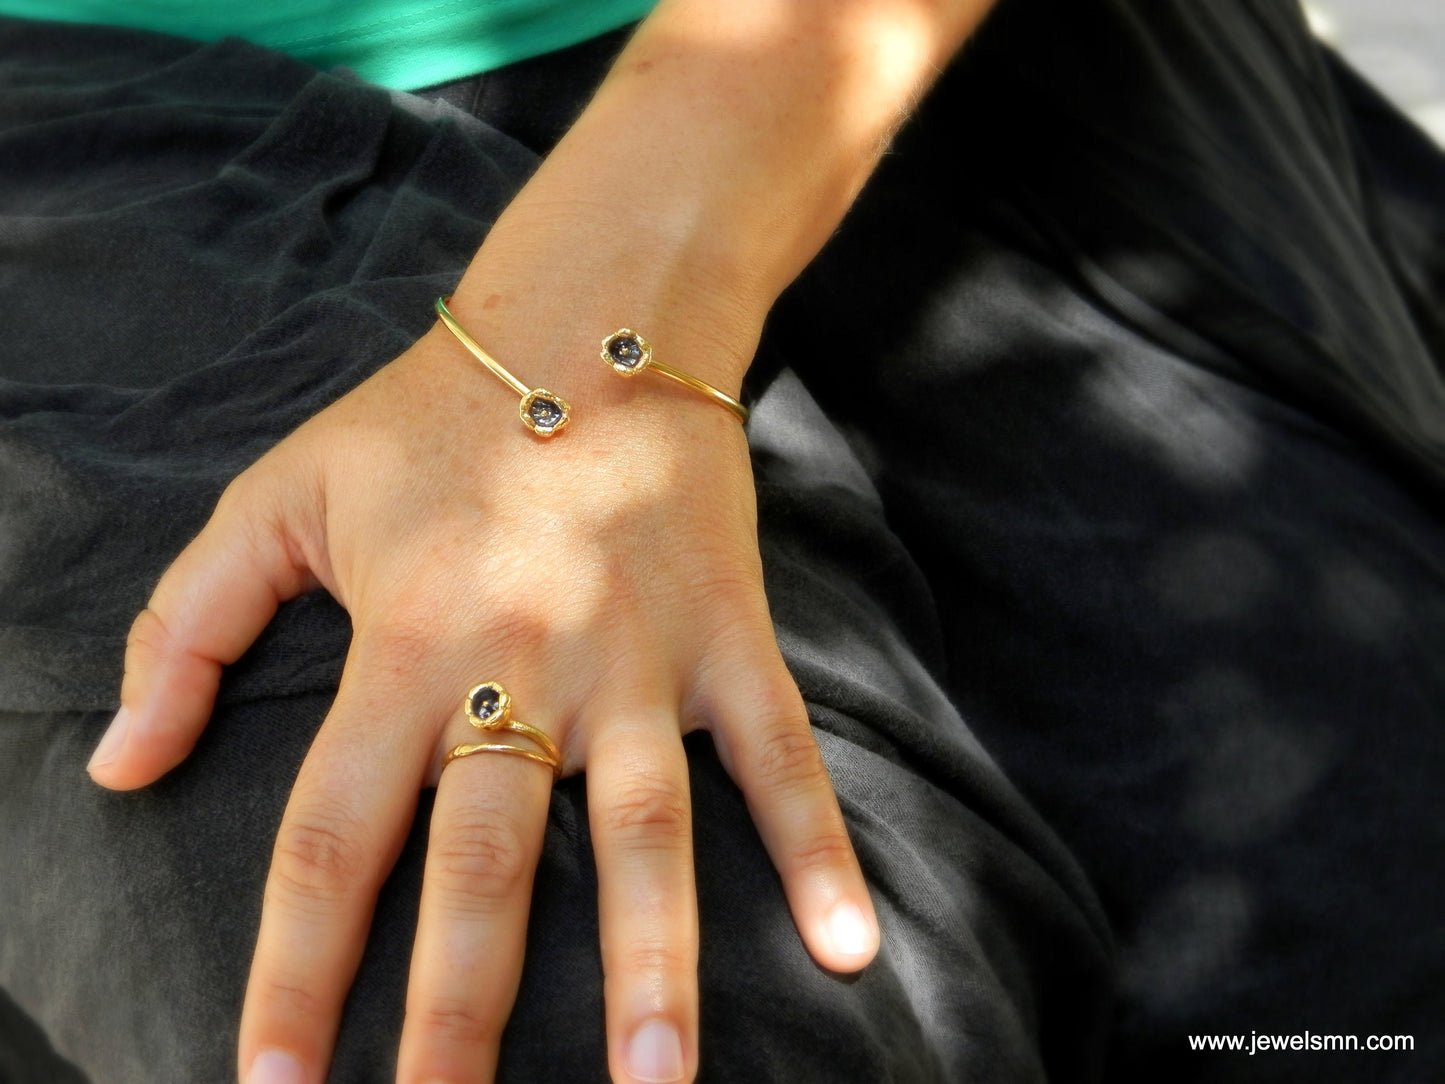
[
  {"x1": 589, "y1": 709, "x2": 698, "y2": 1084},
  {"x1": 238, "y1": 665, "x2": 430, "y2": 1084},
  {"x1": 706, "y1": 642, "x2": 879, "y2": 973},
  {"x1": 91, "y1": 469, "x2": 320, "y2": 789},
  {"x1": 396, "y1": 748, "x2": 553, "y2": 1084}
]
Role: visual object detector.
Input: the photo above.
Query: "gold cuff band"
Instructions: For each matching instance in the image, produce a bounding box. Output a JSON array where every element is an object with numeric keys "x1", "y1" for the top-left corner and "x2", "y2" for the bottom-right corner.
[
  {"x1": 601, "y1": 329, "x2": 749, "y2": 423},
  {"x1": 435, "y1": 296, "x2": 571, "y2": 437},
  {"x1": 434, "y1": 298, "x2": 747, "y2": 430}
]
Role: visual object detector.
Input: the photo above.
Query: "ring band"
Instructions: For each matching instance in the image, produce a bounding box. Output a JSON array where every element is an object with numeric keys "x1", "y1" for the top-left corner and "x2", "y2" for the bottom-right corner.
[
  {"x1": 442, "y1": 681, "x2": 561, "y2": 778},
  {"x1": 442, "y1": 741, "x2": 559, "y2": 774},
  {"x1": 435, "y1": 296, "x2": 571, "y2": 437},
  {"x1": 601, "y1": 329, "x2": 749, "y2": 423}
]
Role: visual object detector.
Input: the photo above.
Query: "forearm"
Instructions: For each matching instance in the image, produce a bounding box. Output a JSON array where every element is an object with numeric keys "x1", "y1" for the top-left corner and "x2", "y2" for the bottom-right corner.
[
  {"x1": 552, "y1": 0, "x2": 997, "y2": 297},
  {"x1": 445, "y1": 0, "x2": 998, "y2": 405}
]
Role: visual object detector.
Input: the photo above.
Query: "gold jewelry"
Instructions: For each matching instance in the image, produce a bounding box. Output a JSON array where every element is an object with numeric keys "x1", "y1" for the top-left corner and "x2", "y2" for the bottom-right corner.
[
  {"x1": 442, "y1": 681, "x2": 561, "y2": 778},
  {"x1": 601, "y1": 330, "x2": 749, "y2": 423},
  {"x1": 435, "y1": 296, "x2": 571, "y2": 436}
]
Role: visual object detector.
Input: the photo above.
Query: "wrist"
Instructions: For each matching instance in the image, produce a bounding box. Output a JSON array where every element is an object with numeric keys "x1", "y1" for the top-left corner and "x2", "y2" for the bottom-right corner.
[{"x1": 442, "y1": 193, "x2": 765, "y2": 413}]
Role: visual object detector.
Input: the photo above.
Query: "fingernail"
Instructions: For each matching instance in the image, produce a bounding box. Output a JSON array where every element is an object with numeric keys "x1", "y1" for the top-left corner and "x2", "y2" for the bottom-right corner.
[
  {"x1": 87, "y1": 707, "x2": 132, "y2": 773},
  {"x1": 245, "y1": 1050, "x2": 305, "y2": 1084},
  {"x1": 826, "y1": 901, "x2": 874, "y2": 957},
  {"x1": 627, "y1": 1017, "x2": 684, "y2": 1083}
]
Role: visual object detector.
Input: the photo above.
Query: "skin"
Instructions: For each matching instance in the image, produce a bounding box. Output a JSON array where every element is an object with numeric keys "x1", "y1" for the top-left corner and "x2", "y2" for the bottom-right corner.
[{"x1": 85, "y1": 0, "x2": 1000, "y2": 1081}]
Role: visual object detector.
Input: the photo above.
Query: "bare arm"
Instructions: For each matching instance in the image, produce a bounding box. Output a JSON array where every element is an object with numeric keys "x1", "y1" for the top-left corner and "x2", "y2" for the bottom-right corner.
[{"x1": 445, "y1": 0, "x2": 999, "y2": 401}]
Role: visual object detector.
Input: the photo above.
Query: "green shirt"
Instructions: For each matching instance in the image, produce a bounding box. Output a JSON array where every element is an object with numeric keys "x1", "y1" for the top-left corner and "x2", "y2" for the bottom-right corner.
[{"x1": 0, "y1": 0, "x2": 657, "y2": 89}]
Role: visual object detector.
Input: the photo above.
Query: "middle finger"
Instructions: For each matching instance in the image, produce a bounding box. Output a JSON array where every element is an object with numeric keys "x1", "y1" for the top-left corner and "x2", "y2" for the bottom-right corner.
[{"x1": 395, "y1": 692, "x2": 555, "y2": 1084}]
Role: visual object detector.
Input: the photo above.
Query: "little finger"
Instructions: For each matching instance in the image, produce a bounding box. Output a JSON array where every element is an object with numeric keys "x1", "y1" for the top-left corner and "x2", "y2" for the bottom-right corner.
[{"x1": 705, "y1": 646, "x2": 879, "y2": 972}]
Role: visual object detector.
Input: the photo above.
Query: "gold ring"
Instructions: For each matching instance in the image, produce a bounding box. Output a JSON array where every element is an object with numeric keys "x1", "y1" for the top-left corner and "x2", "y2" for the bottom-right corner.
[
  {"x1": 601, "y1": 329, "x2": 749, "y2": 423},
  {"x1": 442, "y1": 681, "x2": 561, "y2": 778},
  {"x1": 435, "y1": 296, "x2": 571, "y2": 437}
]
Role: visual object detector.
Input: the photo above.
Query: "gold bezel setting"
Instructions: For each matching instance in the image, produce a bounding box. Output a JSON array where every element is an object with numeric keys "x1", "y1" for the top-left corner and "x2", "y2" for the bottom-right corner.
[
  {"x1": 434, "y1": 297, "x2": 574, "y2": 438},
  {"x1": 601, "y1": 329, "x2": 653, "y2": 376},
  {"x1": 598, "y1": 326, "x2": 749, "y2": 423},
  {"x1": 464, "y1": 681, "x2": 512, "y2": 730},
  {"x1": 519, "y1": 389, "x2": 571, "y2": 436}
]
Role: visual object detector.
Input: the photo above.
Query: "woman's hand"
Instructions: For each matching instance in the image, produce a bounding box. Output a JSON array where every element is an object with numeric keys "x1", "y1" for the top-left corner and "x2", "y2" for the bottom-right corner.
[
  {"x1": 85, "y1": 1, "x2": 997, "y2": 1077},
  {"x1": 86, "y1": 252, "x2": 879, "y2": 1083}
]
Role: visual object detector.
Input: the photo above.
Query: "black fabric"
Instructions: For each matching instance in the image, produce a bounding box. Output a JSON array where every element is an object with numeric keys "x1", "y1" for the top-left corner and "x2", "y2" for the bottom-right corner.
[
  {"x1": 764, "y1": 3, "x2": 1445, "y2": 1077},
  {"x1": 409, "y1": 25, "x2": 633, "y2": 158},
  {"x1": 1, "y1": 0, "x2": 1442, "y2": 1081}
]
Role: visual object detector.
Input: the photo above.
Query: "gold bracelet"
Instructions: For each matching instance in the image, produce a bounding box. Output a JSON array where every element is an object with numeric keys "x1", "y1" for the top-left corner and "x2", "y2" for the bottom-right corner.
[
  {"x1": 601, "y1": 330, "x2": 749, "y2": 424},
  {"x1": 434, "y1": 296, "x2": 571, "y2": 436}
]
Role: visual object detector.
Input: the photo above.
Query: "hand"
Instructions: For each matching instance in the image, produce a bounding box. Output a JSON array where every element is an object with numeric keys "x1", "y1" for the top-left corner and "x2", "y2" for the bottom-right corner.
[{"x1": 86, "y1": 283, "x2": 880, "y2": 1083}]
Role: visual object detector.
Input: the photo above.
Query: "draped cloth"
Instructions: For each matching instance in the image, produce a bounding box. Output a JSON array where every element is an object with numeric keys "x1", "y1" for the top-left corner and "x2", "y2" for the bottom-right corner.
[{"x1": 2, "y1": 1, "x2": 1442, "y2": 1079}]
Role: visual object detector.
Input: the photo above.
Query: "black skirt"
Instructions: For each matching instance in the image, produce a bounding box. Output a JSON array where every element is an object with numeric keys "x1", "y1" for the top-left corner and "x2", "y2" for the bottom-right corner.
[{"x1": 2, "y1": 1, "x2": 1441, "y2": 1080}]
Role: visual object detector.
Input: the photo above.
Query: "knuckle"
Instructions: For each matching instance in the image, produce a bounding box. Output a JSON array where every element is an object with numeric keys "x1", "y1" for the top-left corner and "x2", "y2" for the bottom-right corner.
[
  {"x1": 410, "y1": 995, "x2": 495, "y2": 1048},
  {"x1": 601, "y1": 772, "x2": 691, "y2": 843},
  {"x1": 690, "y1": 568, "x2": 762, "y2": 619},
  {"x1": 751, "y1": 673, "x2": 807, "y2": 726},
  {"x1": 480, "y1": 601, "x2": 549, "y2": 663},
  {"x1": 124, "y1": 606, "x2": 174, "y2": 661},
  {"x1": 212, "y1": 469, "x2": 257, "y2": 519},
  {"x1": 364, "y1": 614, "x2": 439, "y2": 680},
  {"x1": 219, "y1": 455, "x2": 295, "y2": 515},
  {"x1": 251, "y1": 975, "x2": 327, "y2": 1023},
  {"x1": 615, "y1": 938, "x2": 695, "y2": 982},
  {"x1": 216, "y1": 469, "x2": 281, "y2": 545},
  {"x1": 270, "y1": 800, "x2": 373, "y2": 908},
  {"x1": 788, "y1": 828, "x2": 858, "y2": 879},
  {"x1": 749, "y1": 722, "x2": 825, "y2": 793},
  {"x1": 430, "y1": 811, "x2": 533, "y2": 906}
]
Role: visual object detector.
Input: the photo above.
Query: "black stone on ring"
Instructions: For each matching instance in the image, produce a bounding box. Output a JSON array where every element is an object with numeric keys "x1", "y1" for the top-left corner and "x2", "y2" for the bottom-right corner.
[{"x1": 469, "y1": 683, "x2": 504, "y2": 724}]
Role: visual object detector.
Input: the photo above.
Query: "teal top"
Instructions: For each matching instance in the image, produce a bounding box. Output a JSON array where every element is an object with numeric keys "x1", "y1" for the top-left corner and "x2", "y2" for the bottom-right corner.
[{"x1": 0, "y1": 0, "x2": 658, "y2": 89}]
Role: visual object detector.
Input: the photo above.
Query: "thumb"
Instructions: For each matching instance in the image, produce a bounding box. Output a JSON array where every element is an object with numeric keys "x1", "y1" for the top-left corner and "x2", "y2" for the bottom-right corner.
[{"x1": 88, "y1": 466, "x2": 323, "y2": 789}]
